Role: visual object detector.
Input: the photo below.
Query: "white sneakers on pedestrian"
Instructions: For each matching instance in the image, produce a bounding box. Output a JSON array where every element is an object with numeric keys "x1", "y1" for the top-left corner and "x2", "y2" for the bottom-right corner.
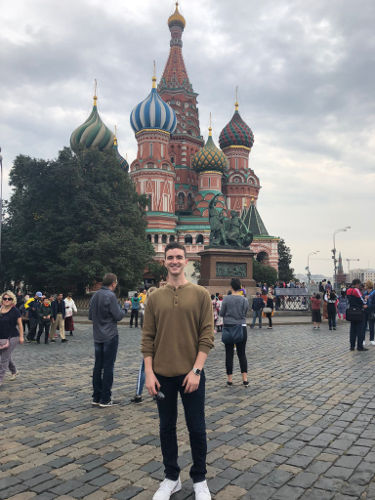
[
  {"x1": 10, "y1": 372, "x2": 18, "y2": 380},
  {"x1": 193, "y1": 480, "x2": 211, "y2": 499},
  {"x1": 153, "y1": 477, "x2": 182, "y2": 499},
  {"x1": 371, "y1": 341, "x2": 375, "y2": 346}
]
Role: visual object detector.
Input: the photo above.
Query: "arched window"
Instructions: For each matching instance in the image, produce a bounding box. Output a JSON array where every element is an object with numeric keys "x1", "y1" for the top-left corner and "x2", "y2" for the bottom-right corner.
[
  {"x1": 147, "y1": 234, "x2": 151, "y2": 242},
  {"x1": 184, "y1": 235, "x2": 193, "y2": 244},
  {"x1": 177, "y1": 192, "x2": 185, "y2": 208},
  {"x1": 196, "y1": 234, "x2": 204, "y2": 244},
  {"x1": 169, "y1": 235, "x2": 175, "y2": 243},
  {"x1": 187, "y1": 193, "x2": 194, "y2": 209},
  {"x1": 162, "y1": 234, "x2": 167, "y2": 244},
  {"x1": 154, "y1": 234, "x2": 159, "y2": 244}
]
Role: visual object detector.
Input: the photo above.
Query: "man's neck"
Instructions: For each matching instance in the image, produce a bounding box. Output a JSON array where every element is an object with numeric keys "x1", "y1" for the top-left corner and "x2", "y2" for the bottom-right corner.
[{"x1": 167, "y1": 274, "x2": 189, "y2": 288}]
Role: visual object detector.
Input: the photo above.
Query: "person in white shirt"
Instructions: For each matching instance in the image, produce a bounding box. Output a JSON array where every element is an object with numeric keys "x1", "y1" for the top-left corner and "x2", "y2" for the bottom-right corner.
[{"x1": 64, "y1": 293, "x2": 77, "y2": 336}]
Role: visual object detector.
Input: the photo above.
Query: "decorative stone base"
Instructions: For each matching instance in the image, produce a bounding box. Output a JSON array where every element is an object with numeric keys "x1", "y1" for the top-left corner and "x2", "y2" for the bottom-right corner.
[{"x1": 198, "y1": 248, "x2": 256, "y2": 296}]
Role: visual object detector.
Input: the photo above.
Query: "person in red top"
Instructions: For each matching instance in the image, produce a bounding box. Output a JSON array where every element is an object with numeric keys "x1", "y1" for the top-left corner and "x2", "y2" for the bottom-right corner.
[
  {"x1": 347, "y1": 279, "x2": 367, "y2": 351},
  {"x1": 310, "y1": 293, "x2": 322, "y2": 329}
]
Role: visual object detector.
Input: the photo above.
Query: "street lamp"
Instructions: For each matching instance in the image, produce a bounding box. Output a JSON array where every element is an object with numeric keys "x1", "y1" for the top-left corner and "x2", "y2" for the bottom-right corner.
[
  {"x1": 332, "y1": 226, "x2": 351, "y2": 288},
  {"x1": 305, "y1": 250, "x2": 320, "y2": 286}
]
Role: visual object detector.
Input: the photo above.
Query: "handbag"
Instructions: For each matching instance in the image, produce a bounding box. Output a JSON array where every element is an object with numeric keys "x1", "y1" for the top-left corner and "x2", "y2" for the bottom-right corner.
[
  {"x1": 0, "y1": 338, "x2": 10, "y2": 350},
  {"x1": 346, "y1": 307, "x2": 364, "y2": 322},
  {"x1": 263, "y1": 307, "x2": 272, "y2": 314},
  {"x1": 222, "y1": 325, "x2": 244, "y2": 344}
]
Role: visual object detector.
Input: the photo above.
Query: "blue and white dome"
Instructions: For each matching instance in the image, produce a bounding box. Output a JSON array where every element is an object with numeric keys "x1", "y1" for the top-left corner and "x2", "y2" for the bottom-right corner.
[{"x1": 130, "y1": 77, "x2": 177, "y2": 134}]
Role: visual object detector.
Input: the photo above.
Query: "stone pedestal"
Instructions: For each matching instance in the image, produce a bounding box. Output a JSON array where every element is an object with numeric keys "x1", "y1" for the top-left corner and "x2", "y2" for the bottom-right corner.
[{"x1": 198, "y1": 248, "x2": 256, "y2": 296}]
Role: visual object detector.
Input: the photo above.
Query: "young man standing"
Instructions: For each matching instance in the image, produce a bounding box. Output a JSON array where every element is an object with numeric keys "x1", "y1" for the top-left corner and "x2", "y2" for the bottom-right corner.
[
  {"x1": 50, "y1": 293, "x2": 67, "y2": 342},
  {"x1": 89, "y1": 273, "x2": 125, "y2": 407},
  {"x1": 142, "y1": 242, "x2": 214, "y2": 500}
]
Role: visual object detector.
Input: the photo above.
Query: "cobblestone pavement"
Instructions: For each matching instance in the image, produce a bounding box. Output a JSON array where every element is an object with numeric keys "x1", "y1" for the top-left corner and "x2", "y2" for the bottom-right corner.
[{"x1": 1, "y1": 322, "x2": 375, "y2": 500}]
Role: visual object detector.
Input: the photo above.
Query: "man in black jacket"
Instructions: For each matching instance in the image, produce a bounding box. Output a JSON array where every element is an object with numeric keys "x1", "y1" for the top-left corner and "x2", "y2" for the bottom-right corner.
[
  {"x1": 89, "y1": 273, "x2": 125, "y2": 407},
  {"x1": 250, "y1": 292, "x2": 265, "y2": 329}
]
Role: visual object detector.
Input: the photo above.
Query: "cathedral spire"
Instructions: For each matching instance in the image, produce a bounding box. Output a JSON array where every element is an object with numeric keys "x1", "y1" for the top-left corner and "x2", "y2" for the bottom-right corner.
[{"x1": 159, "y1": 2, "x2": 190, "y2": 90}]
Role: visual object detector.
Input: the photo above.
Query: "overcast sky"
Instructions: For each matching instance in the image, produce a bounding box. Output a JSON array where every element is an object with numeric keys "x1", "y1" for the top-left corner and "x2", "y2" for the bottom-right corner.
[{"x1": 1, "y1": 0, "x2": 374, "y2": 276}]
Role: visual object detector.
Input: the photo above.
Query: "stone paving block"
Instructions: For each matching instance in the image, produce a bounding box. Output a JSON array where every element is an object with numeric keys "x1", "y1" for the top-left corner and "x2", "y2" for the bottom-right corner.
[
  {"x1": 259, "y1": 468, "x2": 293, "y2": 488},
  {"x1": 0, "y1": 484, "x2": 29, "y2": 499},
  {"x1": 30, "y1": 478, "x2": 63, "y2": 494},
  {"x1": 5, "y1": 494, "x2": 37, "y2": 500},
  {"x1": 232, "y1": 471, "x2": 262, "y2": 489},
  {"x1": 313, "y1": 477, "x2": 345, "y2": 492},
  {"x1": 112, "y1": 486, "x2": 143, "y2": 499},
  {"x1": 286, "y1": 454, "x2": 315, "y2": 468},
  {"x1": 0, "y1": 475, "x2": 20, "y2": 489},
  {"x1": 47, "y1": 456, "x2": 75, "y2": 469},
  {"x1": 206, "y1": 476, "x2": 230, "y2": 494},
  {"x1": 214, "y1": 484, "x2": 247, "y2": 499},
  {"x1": 217, "y1": 467, "x2": 242, "y2": 480},
  {"x1": 24, "y1": 473, "x2": 55, "y2": 488},
  {"x1": 89, "y1": 473, "x2": 119, "y2": 487},
  {"x1": 301, "y1": 488, "x2": 335, "y2": 499},
  {"x1": 305, "y1": 460, "x2": 331, "y2": 475},
  {"x1": 49, "y1": 479, "x2": 85, "y2": 495},
  {"x1": 16, "y1": 466, "x2": 52, "y2": 481},
  {"x1": 272, "y1": 484, "x2": 305, "y2": 499}
]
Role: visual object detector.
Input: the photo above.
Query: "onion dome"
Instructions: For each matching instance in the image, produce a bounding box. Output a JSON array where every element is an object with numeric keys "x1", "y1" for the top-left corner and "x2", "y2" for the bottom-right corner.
[
  {"x1": 112, "y1": 136, "x2": 129, "y2": 172},
  {"x1": 192, "y1": 127, "x2": 228, "y2": 173},
  {"x1": 70, "y1": 94, "x2": 115, "y2": 153},
  {"x1": 168, "y1": 2, "x2": 186, "y2": 29},
  {"x1": 219, "y1": 102, "x2": 254, "y2": 150},
  {"x1": 130, "y1": 76, "x2": 177, "y2": 134}
]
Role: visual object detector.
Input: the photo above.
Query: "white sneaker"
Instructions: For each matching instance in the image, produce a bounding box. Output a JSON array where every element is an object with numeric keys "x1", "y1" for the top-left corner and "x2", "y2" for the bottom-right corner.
[
  {"x1": 370, "y1": 341, "x2": 375, "y2": 345},
  {"x1": 153, "y1": 477, "x2": 181, "y2": 500},
  {"x1": 193, "y1": 480, "x2": 211, "y2": 499},
  {"x1": 10, "y1": 372, "x2": 19, "y2": 380},
  {"x1": 363, "y1": 341, "x2": 366, "y2": 346}
]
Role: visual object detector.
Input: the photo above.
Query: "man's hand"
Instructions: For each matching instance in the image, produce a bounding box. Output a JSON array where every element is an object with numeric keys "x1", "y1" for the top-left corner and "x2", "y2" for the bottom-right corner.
[
  {"x1": 145, "y1": 371, "x2": 161, "y2": 396},
  {"x1": 182, "y1": 371, "x2": 200, "y2": 393}
]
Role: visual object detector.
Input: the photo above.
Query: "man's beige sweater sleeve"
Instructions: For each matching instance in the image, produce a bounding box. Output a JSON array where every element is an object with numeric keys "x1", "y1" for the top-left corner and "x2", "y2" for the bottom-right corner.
[{"x1": 141, "y1": 298, "x2": 156, "y2": 358}]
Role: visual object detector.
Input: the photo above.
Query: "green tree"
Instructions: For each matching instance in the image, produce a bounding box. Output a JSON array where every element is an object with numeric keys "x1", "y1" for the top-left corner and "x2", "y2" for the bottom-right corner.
[
  {"x1": 253, "y1": 259, "x2": 278, "y2": 285},
  {"x1": 278, "y1": 238, "x2": 295, "y2": 282},
  {"x1": 2, "y1": 148, "x2": 154, "y2": 294}
]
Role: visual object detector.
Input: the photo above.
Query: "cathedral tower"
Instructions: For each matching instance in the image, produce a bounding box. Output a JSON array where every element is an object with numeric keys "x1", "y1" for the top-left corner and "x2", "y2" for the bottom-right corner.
[
  {"x1": 219, "y1": 100, "x2": 260, "y2": 212},
  {"x1": 130, "y1": 75, "x2": 177, "y2": 240},
  {"x1": 158, "y1": 2, "x2": 204, "y2": 214}
]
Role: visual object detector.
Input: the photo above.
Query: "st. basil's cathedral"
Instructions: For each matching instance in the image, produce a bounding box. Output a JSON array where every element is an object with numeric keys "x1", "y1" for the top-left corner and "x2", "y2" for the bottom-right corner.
[{"x1": 70, "y1": 3, "x2": 279, "y2": 281}]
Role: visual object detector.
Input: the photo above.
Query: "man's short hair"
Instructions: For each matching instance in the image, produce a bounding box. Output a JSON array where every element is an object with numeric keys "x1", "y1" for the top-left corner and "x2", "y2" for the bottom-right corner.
[
  {"x1": 103, "y1": 273, "x2": 118, "y2": 287},
  {"x1": 164, "y1": 241, "x2": 186, "y2": 257},
  {"x1": 230, "y1": 278, "x2": 242, "y2": 291},
  {"x1": 351, "y1": 278, "x2": 361, "y2": 286}
]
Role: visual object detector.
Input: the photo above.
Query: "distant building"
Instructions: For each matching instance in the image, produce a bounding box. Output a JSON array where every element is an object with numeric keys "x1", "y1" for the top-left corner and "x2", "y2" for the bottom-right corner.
[{"x1": 348, "y1": 269, "x2": 375, "y2": 284}]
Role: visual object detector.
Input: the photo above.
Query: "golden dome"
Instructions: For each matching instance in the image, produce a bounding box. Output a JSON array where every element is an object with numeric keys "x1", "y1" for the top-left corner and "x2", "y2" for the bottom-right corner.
[{"x1": 168, "y1": 2, "x2": 186, "y2": 28}]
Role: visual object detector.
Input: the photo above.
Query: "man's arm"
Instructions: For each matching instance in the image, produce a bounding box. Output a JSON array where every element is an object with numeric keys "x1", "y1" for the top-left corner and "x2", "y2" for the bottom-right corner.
[
  {"x1": 142, "y1": 298, "x2": 160, "y2": 396},
  {"x1": 182, "y1": 290, "x2": 214, "y2": 394},
  {"x1": 182, "y1": 351, "x2": 208, "y2": 393},
  {"x1": 109, "y1": 294, "x2": 125, "y2": 322},
  {"x1": 144, "y1": 356, "x2": 160, "y2": 396}
]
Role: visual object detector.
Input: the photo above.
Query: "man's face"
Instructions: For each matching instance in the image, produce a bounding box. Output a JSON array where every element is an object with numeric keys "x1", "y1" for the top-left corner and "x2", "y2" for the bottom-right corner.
[
  {"x1": 164, "y1": 248, "x2": 188, "y2": 277},
  {"x1": 58, "y1": 294, "x2": 63, "y2": 301}
]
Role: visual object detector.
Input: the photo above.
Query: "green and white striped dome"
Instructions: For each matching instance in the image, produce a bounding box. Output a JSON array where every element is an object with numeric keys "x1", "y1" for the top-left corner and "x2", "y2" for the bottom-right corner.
[{"x1": 70, "y1": 95, "x2": 115, "y2": 153}]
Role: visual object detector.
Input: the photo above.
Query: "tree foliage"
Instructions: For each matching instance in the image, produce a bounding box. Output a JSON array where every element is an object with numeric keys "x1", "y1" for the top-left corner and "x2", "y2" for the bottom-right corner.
[
  {"x1": 2, "y1": 148, "x2": 154, "y2": 294},
  {"x1": 278, "y1": 238, "x2": 295, "y2": 282},
  {"x1": 253, "y1": 259, "x2": 278, "y2": 285}
]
